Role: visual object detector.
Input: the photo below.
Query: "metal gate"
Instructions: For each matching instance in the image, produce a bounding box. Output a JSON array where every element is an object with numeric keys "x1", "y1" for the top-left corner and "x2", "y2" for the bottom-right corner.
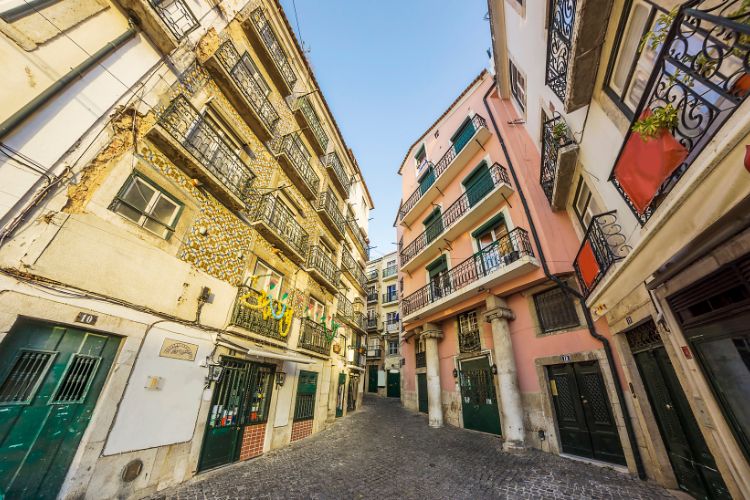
[
  {"x1": 458, "y1": 357, "x2": 501, "y2": 435},
  {"x1": 0, "y1": 321, "x2": 120, "y2": 499},
  {"x1": 548, "y1": 361, "x2": 625, "y2": 465}
]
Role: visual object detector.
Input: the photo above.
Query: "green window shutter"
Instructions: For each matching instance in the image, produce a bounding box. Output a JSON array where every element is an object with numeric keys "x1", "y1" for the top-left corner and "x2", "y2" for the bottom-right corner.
[
  {"x1": 462, "y1": 161, "x2": 492, "y2": 207},
  {"x1": 471, "y1": 213, "x2": 506, "y2": 239},
  {"x1": 451, "y1": 118, "x2": 476, "y2": 154}
]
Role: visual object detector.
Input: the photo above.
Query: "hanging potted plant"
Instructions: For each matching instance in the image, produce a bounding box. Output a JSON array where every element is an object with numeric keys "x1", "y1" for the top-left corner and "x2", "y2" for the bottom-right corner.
[{"x1": 551, "y1": 120, "x2": 569, "y2": 144}]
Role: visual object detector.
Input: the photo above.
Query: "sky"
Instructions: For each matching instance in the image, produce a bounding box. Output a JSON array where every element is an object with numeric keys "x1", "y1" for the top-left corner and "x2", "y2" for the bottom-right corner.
[{"x1": 279, "y1": 0, "x2": 491, "y2": 260}]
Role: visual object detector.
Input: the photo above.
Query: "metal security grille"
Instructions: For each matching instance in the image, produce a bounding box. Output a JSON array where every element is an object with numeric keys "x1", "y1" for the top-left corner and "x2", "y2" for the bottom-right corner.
[
  {"x1": 0, "y1": 350, "x2": 55, "y2": 404},
  {"x1": 625, "y1": 320, "x2": 662, "y2": 353},
  {"x1": 534, "y1": 286, "x2": 579, "y2": 333},
  {"x1": 460, "y1": 368, "x2": 494, "y2": 406},
  {"x1": 293, "y1": 371, "x2": 318, "y2": 421},
  {"x1": 458, "y1": 311, "x2": 481, "y2": 353},
  {"x1": 51, "y1": 354, "x2": 101, "y2": 404},
  {"x1": 581, "y1": 373, "x2": 612, "y2": 426},
  {"x1": 208, "y1": 359, "x2": 250, "y2": 428}
]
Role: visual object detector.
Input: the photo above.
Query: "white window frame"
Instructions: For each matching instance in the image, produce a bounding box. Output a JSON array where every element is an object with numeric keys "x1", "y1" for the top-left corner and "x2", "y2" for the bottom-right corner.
[
  {"x1": 111, "y1": 174, "x2": 182, "y2": 239},
  {"x1": 252, "y1": 260, "x2": 284, "y2": 300}
]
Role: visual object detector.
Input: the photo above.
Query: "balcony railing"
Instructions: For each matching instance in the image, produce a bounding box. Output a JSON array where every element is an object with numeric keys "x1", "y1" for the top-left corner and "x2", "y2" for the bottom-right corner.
[
  {"x1": 249, "y1": 7, "x2": 297, "y2": 91},
  {"x1": 150, "y1": 0, "x2": 198, "y2": 41},
  {"x1": 298, "y1": 318, "x2": 332, "y2": 355},
  {"x1": 382, "y1": 265, "x2": 397, "y2": 279},
  {"x1": 366, "y1": 290, "x2": 378, "y2": 303},
  {"x1": 545, "y1": 0, "x2": 576, "y2": 103},
  {"x1": 382, "y1": 291, "x2": 397, "y2": 304},
  {"x1": 214, "y1": 41, "x2": 280, "y2": 136},
  {"x1": 270, "y1": 134, "x2": 320, "y2": 200},
  {"x1": 348, "y1": 219, "x2": 369, "y2": 259},
  {"x1": 573, "y1": 211, "x2": 630, "y2": 297},
  {"x1": 317, "y1": 190, "x2": 345, "y2": 238},
  {"x1": 341, "y1": 248, "x2": 366, "y2": 290},
  {"x1": 306, "y1": 245, "x2": 340, "y2": 290},
  {"x1": 367, "y1": 348, "x2": 382, "y2": 359},
  {"x1": 365, "y1": 314, "x2": 379, "y2": 332},
  {"x1": 610, "y1": 5, "x2": 750, "y2": 224},
  {"x1": 366, "y1": 269, "x2": 378, "y2": 281},
  {"x1": 398, "y1": 114, "x2": 487, "y2": 221},
  {"x1": 299, "y1": 97, "x2": 329, "y2": 153},
  {"x1": 158, "y1": 94, "x2": 256, "y2": 205},
  {"x1": 385, "y1": 320, "x2": 400, "y2": 334},
  {"x1": 252, "y1": 195, "x2": 309, "y2": 262},
  {"x1": 322, "y1": 152, "x2": 351, "y2": 196},
  {"x1": 540, "y1": 115, "x2": 577, "y2": 207},
  {"x1": 402, "y1": 228, "x2": 534, "y2": 317},
  {"x1": 336, "y1": 292, "x2": 354, "y2": 321},
  {"x1": 415, "y1": 351, "x2": 426, "y2": 368},
  {"x1": 353, "y1": 311, "x2": 366, "y2": 332},
  {"x1": 400, "y1": 163, "x2": 510, "y2": 266},
  {"x1": 230, "y1": 287, "x2": 288, "y2": 342}
]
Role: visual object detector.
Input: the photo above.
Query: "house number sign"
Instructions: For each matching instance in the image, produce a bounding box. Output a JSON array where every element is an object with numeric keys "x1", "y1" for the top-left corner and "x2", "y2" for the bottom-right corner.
[
  {"x1": 560, "y1": 354, "x2": 571, "y2": 362},
  {"x1": 75, "y1": 312, "x2": 98, "y2": 325}
]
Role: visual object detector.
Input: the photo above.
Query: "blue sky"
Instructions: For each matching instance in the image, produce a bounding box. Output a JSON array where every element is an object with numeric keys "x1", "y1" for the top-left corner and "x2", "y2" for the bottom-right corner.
[{"x1": 279, "y1": 0, "x2": 491, "y2": 260}]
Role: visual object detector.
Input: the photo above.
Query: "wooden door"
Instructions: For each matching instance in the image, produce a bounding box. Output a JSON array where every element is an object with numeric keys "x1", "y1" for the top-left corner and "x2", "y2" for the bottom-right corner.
[
  {"x1": 417, "y1": 373, "x2": 428, "y2": 414},
  {"x1": 386, "y1": 371, "x2": 400, "y2": 398},
  {"x1": 459, "y1": 357, "x2": 501, "y2": 435},
  {"x1": 368, "y1": 365, "x2": 378, "y2": 393}
]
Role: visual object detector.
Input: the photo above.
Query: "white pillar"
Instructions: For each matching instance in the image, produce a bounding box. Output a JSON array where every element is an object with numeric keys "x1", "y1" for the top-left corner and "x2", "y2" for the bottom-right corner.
[
  {"x1": 485, "y1": 295, "x2": 525, "y2": 448},
  {"x1": 422, "y1": 324, "x2": 444, "y2": 428}
]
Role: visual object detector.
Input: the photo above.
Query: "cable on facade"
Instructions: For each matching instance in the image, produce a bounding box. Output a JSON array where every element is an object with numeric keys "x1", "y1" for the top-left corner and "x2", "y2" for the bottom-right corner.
[{"x1": 482, "y1": 85, "x2": 647, "y2": 480}]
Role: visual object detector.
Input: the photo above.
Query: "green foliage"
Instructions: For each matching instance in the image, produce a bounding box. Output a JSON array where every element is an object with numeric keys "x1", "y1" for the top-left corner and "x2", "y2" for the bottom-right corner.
[
  {"x1": 632, "y1": 104, "x2": 678, "y2": 141},
  {"x1": 640, "y1": 7, "x2": 677, "y2": 53},
  {"x1": 551, "y1": 121, "x2": 569, "y2": 142}
]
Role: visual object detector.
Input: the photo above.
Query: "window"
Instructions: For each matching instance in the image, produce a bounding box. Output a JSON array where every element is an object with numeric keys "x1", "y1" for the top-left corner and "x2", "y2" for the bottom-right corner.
[
  {"x1": 605, "y1": 0, "x2": 663, "y2": 117},
  {"x1": 204, "y1": 107, "x2": 246, "y2": 158},
  {"x1": 534, "y1": 286, "x2": 579, "y2": 333},
  {"x1": 386, "y1": 312, "x2": 398, "y2": 323},
  {"x1": 110, "y1": 173, "x2": 182, "y2": 239},
  {"x1": 239, "y1": 52, "x2": 271, "y2": 96},
  {"x1": 293, "y1": 371, "x2": 317, "y2": 421},
  {"x1": 423, "y1": 207, "x2": 444, "y2": 244},
  {"x1": 572, "y1": 176, "x2": 602, "y2": 229},
  {"x1": 458, "y1": 310, "x2": 481, "y2": 352},
  {"x1": 307, "y1": 295, "x2": 325, "y2": 321},
  {"x1": 386, "y1": 259, "x2": 396, "y2": 268},
  {"x1": 415, "y1": 145, "x2": 429, "y2": 178},
  {"x1": 246, "y1": 364, "x2": 275, "y2": 423},
  {"x1": 473, "y1": 214, "x2": 509, "y2": 250},
  {"x1": 0, "y1": 349, "x2": 55, "y2": 404},
  {"x1": 509, "y1": 59, "x2": 526, "y2": 112},
  {"x1": 252, "y1": 260, "x2": 284, "y2": 299},
  {"x1": 385, "y1": 284, "x2": 397, "y2": 303},
  {"x1": 388, "y1": 340, "x2": 399, "y2": 355}
]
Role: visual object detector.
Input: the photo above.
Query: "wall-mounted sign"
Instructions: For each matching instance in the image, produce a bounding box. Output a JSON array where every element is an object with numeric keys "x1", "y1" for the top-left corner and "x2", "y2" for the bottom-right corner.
[
  {"x1": 75, "y1": 312, "x2": 98, "y2": 325},
  {"x1": 159, "y1": 338, "x2": 198, "y2": 361}
]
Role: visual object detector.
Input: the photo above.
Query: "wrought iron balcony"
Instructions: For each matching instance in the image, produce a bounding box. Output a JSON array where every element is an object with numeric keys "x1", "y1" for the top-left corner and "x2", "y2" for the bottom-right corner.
[
  {"x1": 610, "y1": 5, "x2": 750, "y2": 224},
  {"x1": 400, "y1": 163, "x2": 511, "y2": 271},
  {"x1": 341, "y1": 248, "x2": 366, "y2": 291},
  {"x1": 540, "y1": 115, "x2": 579, "y2": 210},
  {"x1": 365, "y1": 313, "x2": 379, "y2": 332},
  {"x1": 297, "y1": 96, "x2": 329, "y2": 154},
  {"x1": 382, "y1": 265, "x2": 397, "y2": 279},
  {"x1": 322, "y1": 152, "x2": 351, "y2": 197},
  {"x1": 385, "y1": 320, "x2": 400, "y2": 334},
  {"x1": 353, "y1": 311, "x2": 366, "y2": 333},
  {"x1": 298, "y1": 318, "x2": 332, "y2": 356},
  {"x1": 573, "y1": 211, "x2": 630, "y2": 298},
  {"x1": 245, "y1": 7, "x2": 297, "y2": 94},
  {"x1": 366, "y1": 269, "x2": 378, "y2": 281},
  {"x1": 366, "y1": 290, "x2": 378, "y2": 303},
  {"x1": 382, "y1": 291, "x2": 398, "y2": 304},
  {"x1": 545, "y1": 0, "x2": 575, "y2": 103},
  {"x1": 269, "y1": 134, "x2": 320, "y2": 201},
  {"x1": 347, "y1": 219, "x2": 369, "y2": 260},
  {"x1": 230, "y1": 286, "x2": 288, "y2": 343},
  {"x1": 152, "y1": 94, "x2": 255, "y2": 210},
  {"x1": 305, "y1": 245, "x2": 340, "y2": 293},
  {"x1": 415, "y1": 350, "x2": 426, "y2": 368},
  {"x1": 336, "y1": 292, "x2": 354, "y2": 323},
  {"x1": 251, "y1": 195, "x2": 309, "y2": 264},
  {"x1": 402, "y1": 228, "x2": 535, "y2": 318},
  {"x1": 367, "y1": 348, "x2": 382, "y2": 359},
  {"x1": 316, "y1": 190, "x2": 345, "y2": 239},
  {"x1": 398, "y1": 114, "x2": 488, "y2": 224},
  {"x1": 210, "y1": 41, "x2": 279, "y2": 140}
]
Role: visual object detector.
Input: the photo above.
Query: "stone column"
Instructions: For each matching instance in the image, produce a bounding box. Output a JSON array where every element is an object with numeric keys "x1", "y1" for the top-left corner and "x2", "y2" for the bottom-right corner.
[
  {"x1": 421, "y1": 323, "x2": 444, "y2": 428},
  {"x1": 484, "y1": 295, "x2": 525, "y2": 448}
]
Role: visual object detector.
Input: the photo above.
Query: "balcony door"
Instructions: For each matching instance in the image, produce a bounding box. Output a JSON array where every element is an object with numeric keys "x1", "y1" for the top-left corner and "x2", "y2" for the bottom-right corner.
[
  {"x1": 451, "y1": 117, "x2": 476, "y2": 154},
  {"x1": 472, "y1": 214, "x2": 509, "y2": 274},
  {"x1": 463, "y1": 161, "x2": 493, "y2": 207},
  {"x1": 426, "y1": 255, "x2": 449, "y2": 301},
  {"x1": 424, "y1": 207, "x2": 444, "y2": 244}
]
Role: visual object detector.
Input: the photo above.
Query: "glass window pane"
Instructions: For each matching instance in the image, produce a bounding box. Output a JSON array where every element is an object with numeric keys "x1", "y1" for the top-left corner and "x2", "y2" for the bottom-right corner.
[
  {"x1": 113, "y1": 202, "x2": 143, "y2": 224},
  {"x1": 148, "y1": 195, "x2": 179, "y2": 226},
  {"x1": 612, "y1": 3, "x2": 650, "y2": 93},
  {"x1": 121, "y1": 178, "x2": 156, "y2": 212},
  {"x1": 142, "y1": 218, "x2": 169, "y2": 237}
]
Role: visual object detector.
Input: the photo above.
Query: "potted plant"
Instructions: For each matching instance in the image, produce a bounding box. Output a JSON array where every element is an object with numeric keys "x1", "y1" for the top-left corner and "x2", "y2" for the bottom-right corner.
[{"x1": 551, "y1": 120, "x2": 569, "y2": 144}]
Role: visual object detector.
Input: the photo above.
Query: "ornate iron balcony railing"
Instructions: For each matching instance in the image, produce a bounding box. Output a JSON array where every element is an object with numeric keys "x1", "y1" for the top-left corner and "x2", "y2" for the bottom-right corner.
[
  {"x1": 317, "y1": 190, "x2": 345, "y2": 236},
  {"x1": 402, "y1": 228, "x2": 534, "y2": 317},
  {"x1": 307, "y1": 245, "x2": 340, "y2": 287},
  {"x1": 415, "y1": 350, "x2": 426, "y2": 368},
  {"x1": 231, "y1": 286, "x2": 288, "y2": 342},
  {"x1": 382, "y1": 265, "x2": 397, "y2": 278},
  {"x1": 214, "y1": 41, "x2": 280, "y2": 134},
  {"x1": 367, "y1": 348, "x2": 382, "y2": 358},
  {"x1": 299, "y1": 97, "x2": 329, "y2": 152},
  {"x1": 610, "y1": 4, "x2": 750, "y2": 224},
  {"x1": 385, "y1": 320, "x2": 400, "y2": 334},
  {"x1": 573, "y1": 211, "x2": 630, "y2": 297},
  {"x1": 250, "y1": 7, "x2": 297, "y2": 90},
  {"x1": 382, "y1": 291, "x2": 398, "y2": 304},
  {"x1": 399, "y1": 114, "x2": 487, "y2": 221},
  {"x1": 159, "y1": 95, "x2": 256, "y2": 204},
  {"x1": 400, "y1": 163, "x2": 510, "y2": 266},
  {"x1": 341, "y1": 248, "x2": 366, "y2": 288},
  {"x1": 540, "y1": 115, "x2": 575, "y2": 204},
  {"x1": 353, "y1": 310, "x2": 366, "y2": 332},
  {"x1": 273, "y1": 134, "x2": 320, "y2": 196},
  {"x1": 545, "y1": 0, "x2": 576, "y2": 102},
  {"x1": 365, "y1": 314, "x2": 379, "y2": 331},
  {"x1": 323, "y1": 152, "x2": 351, "y2": 194},
  {"x1": 336, "y1": 292, "x2": 354, "y2": 321},
  {"x1": 366, "y1": 290, "x2": 378, "y2": 303},
  {"x1": 298, "y1": 318, "x2": 332, "y2": 355},
  {"x1": 253, "y1": 195, "x2": 309, "y2": 258},
  {"x1": 348, "y1": 219, "x2": 369, "y2": 259},
  {"x1": 150, "y1": 0, "x2": 198, "y2": 41}
]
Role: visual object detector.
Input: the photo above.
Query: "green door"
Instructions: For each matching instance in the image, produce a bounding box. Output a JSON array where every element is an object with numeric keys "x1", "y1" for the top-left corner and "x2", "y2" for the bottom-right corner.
[
  {"x1": 548, "y1": 361, "x2": 626, "y2": 465},
  {"x1": 0, "y1": 321, "x2": 120, "y2": 499},
  {"x1": 451, "y1": 118, "x2": 476, "y2": 154},
  {"x1": 634, "y1": 346, "x2": 730, "y2": 499},
  {"x1": 417, "y1": 373, "x2": 428, "y2": 414},
  {"x1": 462, "y1": 162, "x2": 493, "y2": 207},
  {"x1": 336, "y1": 372, "x2": 346, "y2": 417},
  {"x1": 459, "y1": 357, "x2": 501, "y2": 435},
  {"x1": 419, "y1": 167, "x2": 435, "y2": 195},
  {"x1": 367, "y1": 365, "x2": 378, "y2": 393},
  {"x1": 386, "y1": 371, "x2": 400, "y2": 398},
  {"x1": 423, "y1": 208, "x2": 444, "y2": 244}
]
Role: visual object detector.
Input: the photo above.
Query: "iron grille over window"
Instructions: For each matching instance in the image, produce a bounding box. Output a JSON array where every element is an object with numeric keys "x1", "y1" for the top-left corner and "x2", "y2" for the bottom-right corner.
[
  {"x1": 545, "y1": 0, "x2": 576, "y2": 102},
  {"x1": 0, "y1": 350, "x2": 54, "y2": 404},
  {"x1": 51, "y1": 354, "x2": 100, "y2": 404},
  {"x1": 625, "y1": 320, "x2": 662, "y2": 353},
  {"x1": 294, "y1": 371, "x2": 317, "y2": 420},
  {"x1": 458, "y1": 311, "x2": 481, "y2": 352},
  {"x1": 533, "y1": 286, "x2": 579, "y2": 333}
]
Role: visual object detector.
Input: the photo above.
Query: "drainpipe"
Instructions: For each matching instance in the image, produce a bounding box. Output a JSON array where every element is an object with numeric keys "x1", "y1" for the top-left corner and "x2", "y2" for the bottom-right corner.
[
  {"x1": 482, "y1": 87, "x2": 647, "y2": 480},
  {"x1": 0, "y1": 25, "x2": 138, "y2": 139}
]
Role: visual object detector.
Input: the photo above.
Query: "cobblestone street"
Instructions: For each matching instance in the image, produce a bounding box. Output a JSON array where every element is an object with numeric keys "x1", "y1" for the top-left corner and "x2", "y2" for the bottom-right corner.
[{"x1": 151, "y1": 396, "x2": 672, "y2": 500}]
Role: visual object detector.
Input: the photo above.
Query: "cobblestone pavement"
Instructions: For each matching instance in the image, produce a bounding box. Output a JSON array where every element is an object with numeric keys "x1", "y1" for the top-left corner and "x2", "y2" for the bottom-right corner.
[{"x1": 150, "y1": 396, "x2": 672, "y2": 500}]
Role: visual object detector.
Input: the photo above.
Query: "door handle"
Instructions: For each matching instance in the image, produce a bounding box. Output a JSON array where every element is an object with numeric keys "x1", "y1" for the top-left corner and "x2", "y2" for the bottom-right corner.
[
  {"x1": 665, "y1": 404, "x2": 673, "y2": 410},
  {"x1": 581, "y1": 399, "x2": 588, "y2": 404}
]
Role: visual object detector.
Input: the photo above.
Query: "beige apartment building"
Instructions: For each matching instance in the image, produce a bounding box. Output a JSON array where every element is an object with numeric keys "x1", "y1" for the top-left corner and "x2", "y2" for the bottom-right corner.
[
  {"x1": 364, "y1": 251, "x2": 401, "y2": 397},
  {"x1": 0, "y1": 0, "x2": 372, "y2": 497}
]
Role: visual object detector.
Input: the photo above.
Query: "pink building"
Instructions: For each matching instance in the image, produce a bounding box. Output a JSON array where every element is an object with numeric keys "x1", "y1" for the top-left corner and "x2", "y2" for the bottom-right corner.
[{"x1": 397, "y1": 70, "x2": 642, "y2": 472}]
